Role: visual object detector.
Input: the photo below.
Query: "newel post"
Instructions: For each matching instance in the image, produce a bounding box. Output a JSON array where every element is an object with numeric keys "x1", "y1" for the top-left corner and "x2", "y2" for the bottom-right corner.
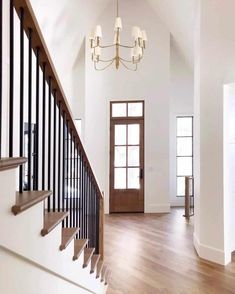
[
  {"x1": 184, "y1": 176, "x2": 190, "y2": 219},
  {"x1": 99, "y1": 191, "x2": 105, "y2": 260}
]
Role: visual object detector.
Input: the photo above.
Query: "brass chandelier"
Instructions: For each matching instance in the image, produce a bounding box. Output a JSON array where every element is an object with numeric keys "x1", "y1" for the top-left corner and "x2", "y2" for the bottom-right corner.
[{"x1": 89, "y1": 0, "x2": 147, "y2": 71}]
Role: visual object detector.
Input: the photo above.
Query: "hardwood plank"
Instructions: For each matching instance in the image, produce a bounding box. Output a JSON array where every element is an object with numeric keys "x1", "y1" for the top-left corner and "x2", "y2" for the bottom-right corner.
[
  {"x1": 12, "y1": 191, "x2": 52, "y2": 215},
  {"x1": 105, "y1": 209, "x2": 235, "y2": 294},
  {"x1": 96, "y1": 259, "x2": 104, "y2": 279},
  {"x1": 59, "y1": 227, "x2": 80, "y2": 251},
  {"x1": 90, "y1": 254, "x2": 100, "y2": 274},
  {"x1": 83, "y1": 248, "x2": 95, "y2": 268},
  {"x1": 0, "y1": 157, "x2": 27, "y2": 172},
  {"x1": 73, "y1": 239, "x2": 88, "y2": 261},
  {"x1": 41, "y1": 212, "x2": 68, "y2": 236}
]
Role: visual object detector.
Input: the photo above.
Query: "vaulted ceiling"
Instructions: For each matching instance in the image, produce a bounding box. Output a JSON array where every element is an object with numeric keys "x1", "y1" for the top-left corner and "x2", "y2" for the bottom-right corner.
[
  {"x1": 30, "y1": 0, "x2": 195, "y2": 72},
  {"x1": 147, "y1": 0, "x2": 196, "y2": 67}
]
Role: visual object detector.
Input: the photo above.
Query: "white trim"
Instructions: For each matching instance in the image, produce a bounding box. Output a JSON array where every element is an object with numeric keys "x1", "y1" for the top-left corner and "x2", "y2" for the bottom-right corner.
[
  {"x1": 145, "y1": 203, "x2": 170, "y2": 213},
  {"x1": 193, "y1": 233, "x2": 231, "y2": 265}
]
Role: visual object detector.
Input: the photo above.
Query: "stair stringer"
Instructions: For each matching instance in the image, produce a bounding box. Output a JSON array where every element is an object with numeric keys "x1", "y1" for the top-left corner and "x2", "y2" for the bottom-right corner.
[{"x1": 0, "y1": 168, "x2": 107, "y2": 294}]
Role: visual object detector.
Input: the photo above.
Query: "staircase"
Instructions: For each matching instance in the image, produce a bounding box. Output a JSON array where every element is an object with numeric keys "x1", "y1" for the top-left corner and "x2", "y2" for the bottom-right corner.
[{"x1": 0, "y1": 1, "x2": 109, "y2": 293}]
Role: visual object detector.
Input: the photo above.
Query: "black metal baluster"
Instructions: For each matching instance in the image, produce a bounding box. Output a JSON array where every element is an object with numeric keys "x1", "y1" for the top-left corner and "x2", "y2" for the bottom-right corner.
[
  {"x1": 0, "y1": 0, "x2": 2, "y2": 159},
  {"x1": 84, "y1": 166, "x2": 88, "y2": 242},
  {"x1": 96, "y1": 191, "x2": 99, "y2": 253},
  {"x1": 83, "y1": 159, "x2": 86, "y2": 239},
  {"x1": 62, "y1": 112, "x2": 66, "y2": 228},
  {"x1": 53, "y1": 90, "x2": 57, "y2": 212},
  {"x1": 42, "y1": 63, "x2": 46, "y2": 190},
  {"x1": 57, "y1": 102, "x2": 61, "y2": 212},
  {"x1": 9, "y1": 0, "x2": 14, "y2": 157},
  {"x1": 70, "y1": 130, "x2": 73, "y2": 227},
  {"x1": 47, "y1": 77, "x2": 52, "y2": 211},
  {"x1": 94, "y1": 187, "x2": 97, "y2": 253},
  {"x1": 76, "y1": 145, "x2": 79, "y2": 232},
  {"x1": 88, "y1": 174, "x2": 91, "y2": 247},
  {"x1": 91, "y1": 179, "x2": 93, "y2": 247},
  {"x1": 66, "y1": 121, "x2": 69, "y2": 227},
  {"x1": 73, "y1": 136, "x2": 76, "y2": 227},
  {"x1": 79, "y1": 152, "x2": 83, "y2": 238},
  {"x1": 92, "y1": 181, "x2": 95, "y2": 249},
  {"x1": 19, "y1": 7, "x2": 24, "y2": 193},
  {"x1": 81, "y1": 156, "x2": 85, "y2": 238},
  {"x1": 90, "y1": 177, "x2": 92, "y2": 247},
  {"x1": 27, "y1": 28, "x2": 32, "y2": 190},
  {"x1": 34, "y1": 47, "x2": 40, "y2": 190}
]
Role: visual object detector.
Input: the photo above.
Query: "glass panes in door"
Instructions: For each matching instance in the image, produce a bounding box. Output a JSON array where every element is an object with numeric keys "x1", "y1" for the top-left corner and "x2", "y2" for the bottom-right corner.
[
  {"x1": 114, "y1": 123, "x2": 141, "y2": 189},
  {"x1": 112, "y1": 101, "x2": 144, "y2": 118},
  {"x1": 176, "y1": 116, "x2": 193, "y2": 196}
]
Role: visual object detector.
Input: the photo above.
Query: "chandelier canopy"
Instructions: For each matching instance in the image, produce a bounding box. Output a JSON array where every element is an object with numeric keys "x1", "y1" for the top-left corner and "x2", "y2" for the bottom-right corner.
[{"x1": 89, "y1": 0, "x2": 147, "y2": 71}]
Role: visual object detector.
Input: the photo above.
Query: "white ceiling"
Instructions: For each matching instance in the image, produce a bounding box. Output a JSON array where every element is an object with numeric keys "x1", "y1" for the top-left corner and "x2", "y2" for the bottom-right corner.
[{"x1": 30, "y1": 0, "x2": 195, "y2": 72}]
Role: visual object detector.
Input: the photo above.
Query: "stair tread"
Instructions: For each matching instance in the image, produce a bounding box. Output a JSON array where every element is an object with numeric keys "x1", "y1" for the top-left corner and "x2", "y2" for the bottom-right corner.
[
  {"x1": 60, "y1": 227, "x2": 80, "y2": 251},
  {"x1": 41, "y1": 212, "x2": 68, "y2": 236},
  {"x1": 0, "y1": 157, "x2": 27, "y2": 172},
  {"x1": 96, "y1": 260, "x2": 104, "y2": 278},
  {"x1": 12, "y1": 191, "x2": 52, "y2": 215},
  {"x1": 90, "y1": 254, "x2": 100, "y2": 274},
  {"x1": 73, "y1": 239, "x2": 88, "y2": 261},
  {"x1": 83, "y1": 247, "x2": 95, "y2": 268},
  {"x1": 101, "y1": 265, "x2": 108, "y2": 282}
]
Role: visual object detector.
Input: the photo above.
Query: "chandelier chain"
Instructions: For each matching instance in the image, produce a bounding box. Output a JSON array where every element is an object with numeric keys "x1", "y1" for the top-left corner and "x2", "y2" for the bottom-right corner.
[{"x1": 117, "y1": 0, "x2": 119, "y2": 17}]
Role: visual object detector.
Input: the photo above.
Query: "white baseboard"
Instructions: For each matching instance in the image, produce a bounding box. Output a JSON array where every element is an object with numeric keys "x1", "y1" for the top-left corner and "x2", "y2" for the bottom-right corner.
[
  {"x1": 145, "y1": 203, "x2": 170, "y2": 213},
  {"x1": 193, "y1": 233, "x2": 231, "y2": 265}
]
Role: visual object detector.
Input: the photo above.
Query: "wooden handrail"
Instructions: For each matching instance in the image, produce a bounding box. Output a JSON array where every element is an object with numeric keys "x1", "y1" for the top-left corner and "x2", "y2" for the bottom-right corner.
[{"x1": 13, "y1": 0, "x2": 103, "y2": 200}]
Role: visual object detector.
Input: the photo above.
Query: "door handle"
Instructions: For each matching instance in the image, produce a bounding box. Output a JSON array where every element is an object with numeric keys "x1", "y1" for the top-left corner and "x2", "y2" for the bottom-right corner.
[{"x1": 140, "y1": 169, "x2": 144, "y2": 179}]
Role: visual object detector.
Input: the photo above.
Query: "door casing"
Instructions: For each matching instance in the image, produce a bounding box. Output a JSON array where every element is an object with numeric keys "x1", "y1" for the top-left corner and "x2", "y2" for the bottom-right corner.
[{"x1": 109, "y1": 101, "x2": 145, "y2": 213}]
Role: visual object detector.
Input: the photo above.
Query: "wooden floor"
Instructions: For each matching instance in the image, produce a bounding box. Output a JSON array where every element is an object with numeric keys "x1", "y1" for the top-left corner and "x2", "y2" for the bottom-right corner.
[{"x1": 104, "y1": 208, "x2": 235, "y2": 294}]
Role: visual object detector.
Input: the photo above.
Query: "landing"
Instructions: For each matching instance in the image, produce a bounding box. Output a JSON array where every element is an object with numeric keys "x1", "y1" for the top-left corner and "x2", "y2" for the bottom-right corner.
[{"x1": 105, "y1": 208, "x2": 235, "y2": 294}]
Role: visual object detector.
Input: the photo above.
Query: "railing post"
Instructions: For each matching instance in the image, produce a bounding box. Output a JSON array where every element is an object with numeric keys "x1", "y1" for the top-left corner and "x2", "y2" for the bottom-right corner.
[
  {"x1": 99, "y1": 192, "x2": 104, "y2": 260},
  {"x1": 0, "y1": 0, "x2": 2, "y2": 159},
  {"x1": 184, "y1": 176, "x2": 190, "y2": 219}
]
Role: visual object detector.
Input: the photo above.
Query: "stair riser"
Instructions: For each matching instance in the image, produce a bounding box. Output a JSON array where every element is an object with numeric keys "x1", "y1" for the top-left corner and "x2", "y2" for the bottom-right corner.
[{"x1": 0, "y1": 169, "x2": 17, "y2": 210}]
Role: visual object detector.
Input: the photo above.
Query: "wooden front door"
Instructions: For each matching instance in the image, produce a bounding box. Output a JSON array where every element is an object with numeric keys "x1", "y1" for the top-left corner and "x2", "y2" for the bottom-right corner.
[{"x1": 110, "y1": 101, "x2": 144, "y2": 213}]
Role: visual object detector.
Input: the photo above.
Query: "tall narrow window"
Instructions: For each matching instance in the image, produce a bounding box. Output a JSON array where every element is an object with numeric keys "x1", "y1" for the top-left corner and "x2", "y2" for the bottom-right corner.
[{"x1": 176, "y1": 116, "x2": 193, "y2": 196}]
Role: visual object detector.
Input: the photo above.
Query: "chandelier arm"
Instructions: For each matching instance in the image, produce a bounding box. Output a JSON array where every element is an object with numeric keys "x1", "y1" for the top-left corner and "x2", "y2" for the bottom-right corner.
[
  {"x1": 94, "y1": 59, "x2": 115, "y2": 71},
  {"x1": 119, "y1": 57, "x2": 134, "y2": 63},
  {"x1": 120, "y1": 56, "x2": 144, "y2": 64},
  {"x1": 119, "y1": 44, "x2": 136, "y2": 49},
  {"x1": 91, "y1": 44, "x2": 116, "y2": 49},
  {"x1": 120, "y1": 59, "x2": 138, "y2": 71},
  {"x1": 99, "y1": 58, "x2": 116, "y2": 63},
  {"x1": 100, "y1": 44, "x2": 116, "y2": 49}
]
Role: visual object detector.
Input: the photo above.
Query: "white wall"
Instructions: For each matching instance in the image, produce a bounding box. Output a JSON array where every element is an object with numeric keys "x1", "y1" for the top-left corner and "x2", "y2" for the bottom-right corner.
[
  {"x1": 0, "y1": 248, "x2": 91, "y2": 294},
  {"x1": 169, "y1": 42, "x2": 194, "y2": 207},
  {"x1": 71, "y1": 39, "x2": 86, "y2": 141},
  {"x1": 223, "y1": 84, "x2": 235, "y2": 262},
  {"x1": 83, "y1": 0, "x2": 170, "y2": 214},
  {"x1": 194, "y1": 0, "x2": 235, "y2": 265}
]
